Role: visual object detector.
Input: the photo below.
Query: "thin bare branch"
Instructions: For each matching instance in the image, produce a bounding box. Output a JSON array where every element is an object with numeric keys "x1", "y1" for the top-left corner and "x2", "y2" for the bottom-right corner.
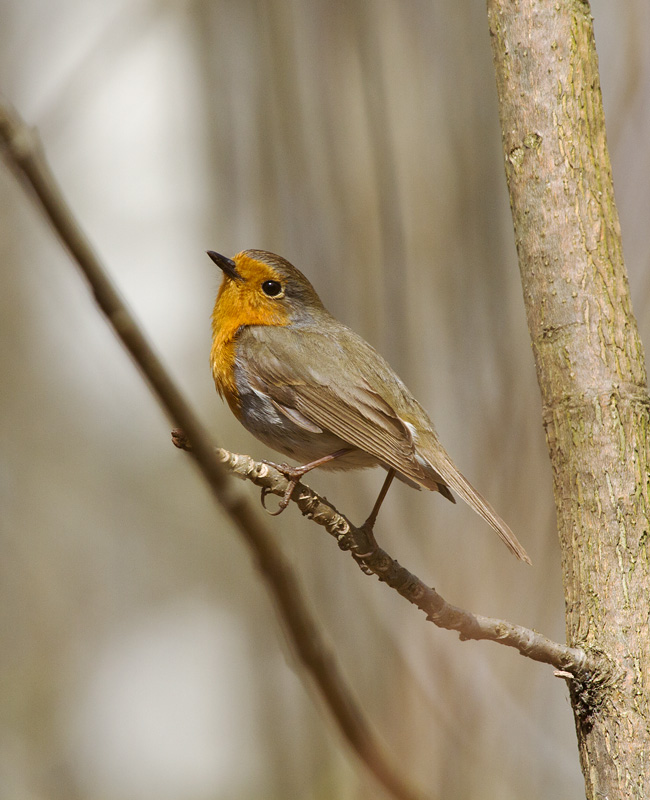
[
  {"x1": 171, "y1": 430, "x2": 607, "y2": 686},
  {"x1": 0, "y1": 97, "x2": 427, "y2": 800}
]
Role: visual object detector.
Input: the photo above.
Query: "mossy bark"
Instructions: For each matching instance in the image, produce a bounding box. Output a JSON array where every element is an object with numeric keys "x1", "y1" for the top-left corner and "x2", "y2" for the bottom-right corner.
[{"x1": 487, "y1": 1, "x2": 650, "y2": 797}]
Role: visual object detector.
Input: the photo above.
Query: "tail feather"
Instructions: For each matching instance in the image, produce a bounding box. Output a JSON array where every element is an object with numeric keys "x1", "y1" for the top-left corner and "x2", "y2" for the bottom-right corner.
[{"x1": 425, "y1": 452, "x2": 531, "y2": 565}]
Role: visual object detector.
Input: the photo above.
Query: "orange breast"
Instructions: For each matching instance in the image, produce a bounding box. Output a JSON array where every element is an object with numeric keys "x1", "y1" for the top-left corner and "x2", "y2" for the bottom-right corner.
[
  {"x1": 211, "y1": 336, "x2": 241, "y2": 416},
  {"x1": 211, "y1": 265, "x2": 290, "y2": 416}
]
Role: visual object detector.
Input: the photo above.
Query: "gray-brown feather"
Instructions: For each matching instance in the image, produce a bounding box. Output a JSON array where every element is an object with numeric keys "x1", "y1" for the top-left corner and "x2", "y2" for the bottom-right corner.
[{"x1": 236, "y1": 322, "x2": 453, "y2": 495}]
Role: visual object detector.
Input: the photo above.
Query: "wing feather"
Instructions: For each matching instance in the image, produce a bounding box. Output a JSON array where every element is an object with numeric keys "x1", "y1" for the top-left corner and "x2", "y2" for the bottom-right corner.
[{"x1": 239, "y1": 328, "x2": 437, "y2": 488}]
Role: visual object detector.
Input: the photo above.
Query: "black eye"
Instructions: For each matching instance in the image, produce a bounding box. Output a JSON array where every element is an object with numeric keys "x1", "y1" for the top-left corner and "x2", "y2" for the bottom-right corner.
[{"x1": 262, "y1": 280, "x2": 282, "y2": 297}]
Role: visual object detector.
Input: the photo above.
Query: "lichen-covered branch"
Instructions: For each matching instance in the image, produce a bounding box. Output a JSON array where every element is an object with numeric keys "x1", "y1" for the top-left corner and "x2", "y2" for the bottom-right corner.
[{"x1": 172, "y1": 430, "x2": 606, "y2": 685}]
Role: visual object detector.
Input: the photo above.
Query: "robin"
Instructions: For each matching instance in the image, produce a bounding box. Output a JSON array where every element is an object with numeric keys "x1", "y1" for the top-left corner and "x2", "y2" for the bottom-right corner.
[{"x1": 209, "y1": 249, "x2": 530, "y2": 564}]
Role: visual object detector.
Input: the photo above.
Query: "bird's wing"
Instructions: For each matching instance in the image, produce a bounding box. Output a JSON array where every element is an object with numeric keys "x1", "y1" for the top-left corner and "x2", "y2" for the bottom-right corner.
[{"x1": 237, "y1": 326, "x2": 447, "y2": 491}]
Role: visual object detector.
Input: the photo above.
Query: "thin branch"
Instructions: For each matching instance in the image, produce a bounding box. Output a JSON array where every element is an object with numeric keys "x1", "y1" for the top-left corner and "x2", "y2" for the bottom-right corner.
[
  {"x1": 171, "y1": 431, "x2": 607, "y2": 686},
  {"x1": 0, "y1": 98, "x2": 427, "y2": 800}
]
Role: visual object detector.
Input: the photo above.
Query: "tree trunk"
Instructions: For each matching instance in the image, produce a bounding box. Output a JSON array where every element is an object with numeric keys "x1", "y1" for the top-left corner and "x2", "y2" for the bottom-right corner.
[{"x1": 487, "y1": 1, "x2": 650, "y2": 797}]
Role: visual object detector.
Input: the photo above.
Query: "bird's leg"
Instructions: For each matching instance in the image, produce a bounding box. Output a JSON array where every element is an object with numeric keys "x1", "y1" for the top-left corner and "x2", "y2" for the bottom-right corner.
[
  {"x1": 261, "y1": 448, "x2": 353, "y2": 516},
  {"x1": 362, "y1": 468, "x2": 396, "y2": 532},
  {"x1": 353, "y1": 469, "x2": 396, "y2": 571}
]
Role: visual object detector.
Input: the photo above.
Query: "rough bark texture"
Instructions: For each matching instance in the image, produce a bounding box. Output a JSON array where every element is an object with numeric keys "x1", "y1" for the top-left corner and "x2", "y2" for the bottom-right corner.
[{"x1": 487, "y1": 1, "x2": 650, "y2": 798}]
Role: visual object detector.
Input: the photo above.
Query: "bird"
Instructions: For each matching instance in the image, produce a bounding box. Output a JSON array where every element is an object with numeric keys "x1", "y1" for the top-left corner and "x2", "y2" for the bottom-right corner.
[{"x1": 208, "y1": 248, "x2": 530, "y2": 564}]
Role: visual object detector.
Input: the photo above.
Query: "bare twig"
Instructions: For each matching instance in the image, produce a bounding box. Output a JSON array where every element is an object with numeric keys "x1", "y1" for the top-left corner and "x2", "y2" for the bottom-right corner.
[
  {"x1": 0, "y1": 98, "x2": 427, "y2": 800},
  {"x1": 171, "y1": 430, "x2": 606, "y2": 685}
]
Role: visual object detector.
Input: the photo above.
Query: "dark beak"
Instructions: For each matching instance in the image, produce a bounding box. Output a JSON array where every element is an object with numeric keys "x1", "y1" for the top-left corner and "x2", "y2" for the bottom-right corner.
[{"x1": 207, "y1": 250, "x2": 242, "y2": 281}]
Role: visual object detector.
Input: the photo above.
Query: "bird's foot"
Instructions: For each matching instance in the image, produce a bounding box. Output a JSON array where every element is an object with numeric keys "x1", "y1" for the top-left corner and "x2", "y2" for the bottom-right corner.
[
  {"x1": 258, "y1": 450, "x2": 352, "y2": 517},
  {"x1": 259, "y1": 461, "x2": 308, "y2": 516},
  {"x1": 261, "y1": 459, "x2": 310, "y2": 480},
  {"x1": 351, "y1": 520, "x2": 379, "y2": 574},
  {"x1": 260, "y1": 481, "x2": 298, "y2": 516}
]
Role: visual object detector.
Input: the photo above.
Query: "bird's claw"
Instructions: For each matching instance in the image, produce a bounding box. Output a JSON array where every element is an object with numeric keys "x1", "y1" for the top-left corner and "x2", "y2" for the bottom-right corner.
[
  {"x1": 260, "y1": 481, "x2": 297, "y2": 516},
  {"x1": 259, "y1": 460, "x2": 307, "y2": 516},
  {"x1": 351, "y1": 521, "x2": 379, "y2": 574}
]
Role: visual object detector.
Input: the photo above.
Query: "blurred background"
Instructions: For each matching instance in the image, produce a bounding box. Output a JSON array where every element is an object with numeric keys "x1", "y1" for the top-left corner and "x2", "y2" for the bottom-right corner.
[{"x1": 1, "y1": 2, "x2": 649, "y2": 798}]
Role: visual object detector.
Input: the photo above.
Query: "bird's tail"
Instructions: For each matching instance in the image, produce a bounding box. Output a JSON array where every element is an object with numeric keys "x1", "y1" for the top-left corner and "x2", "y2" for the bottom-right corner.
[{"x1": 423, "y1": 449, "x2": 531, "y2": 564}]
